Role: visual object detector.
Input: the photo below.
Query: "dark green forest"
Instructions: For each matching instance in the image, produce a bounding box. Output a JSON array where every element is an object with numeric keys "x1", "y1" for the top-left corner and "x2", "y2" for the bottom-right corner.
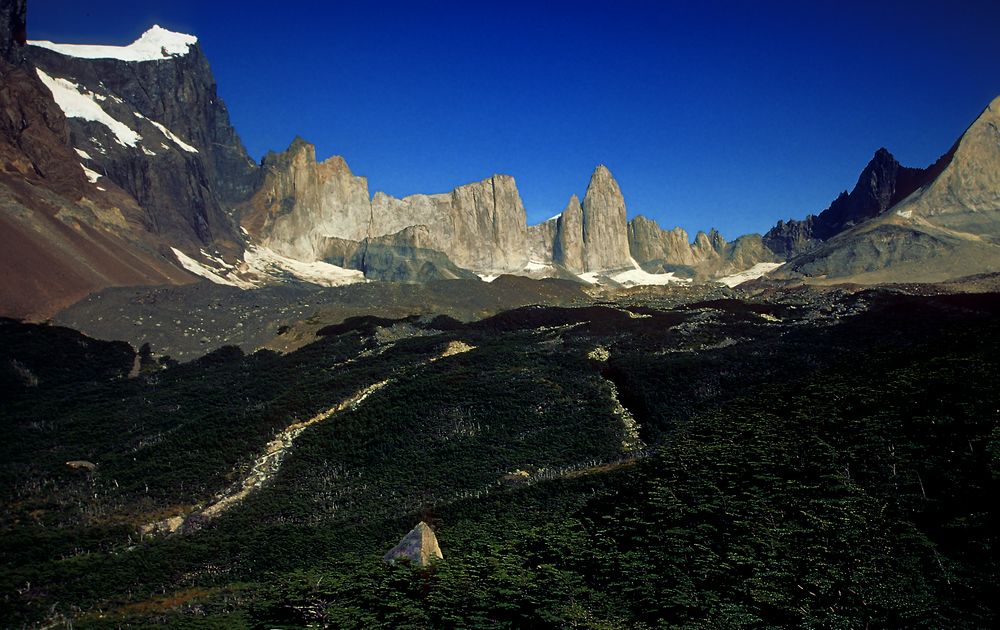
[{"x1": 1, "y1": 290, "x2": 998, "y2": 628}]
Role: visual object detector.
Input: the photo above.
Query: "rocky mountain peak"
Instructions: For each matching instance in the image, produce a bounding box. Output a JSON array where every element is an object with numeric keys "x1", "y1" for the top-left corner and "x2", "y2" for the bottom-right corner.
[
  {"x1": 872, "y1": 146, "x2": 893, "y2": 162},
  {"x1": 764, "y1": 143, "x2": 933, "y2": 256},
  {"x1": 582, "y1": 164, "x2": 631, "y2": 271},
  {"x1": 886, "y1": 93, "x2": 1000, "y2": 233},
  {"x1": 782, "y1": 93, "x2": 1000, "y2": 283}
]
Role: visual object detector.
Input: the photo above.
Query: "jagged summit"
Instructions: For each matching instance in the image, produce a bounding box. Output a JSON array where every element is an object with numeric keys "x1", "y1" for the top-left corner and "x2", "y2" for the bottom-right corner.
[
  {"x1": 782, "y1": 93, "x2": 1000, "y2": 283},
  {"x1": 764, "y1": 145, "x2": 931, "y2": 257},
  {"x1": 29, "y1": 25, "x2": 198, "y2": 62}
]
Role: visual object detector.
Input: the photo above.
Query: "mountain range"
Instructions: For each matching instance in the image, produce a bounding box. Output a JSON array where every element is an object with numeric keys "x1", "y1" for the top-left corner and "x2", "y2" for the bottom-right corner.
[{"x1": 2, "y1": 0, "x2": 999, "y2": 319}]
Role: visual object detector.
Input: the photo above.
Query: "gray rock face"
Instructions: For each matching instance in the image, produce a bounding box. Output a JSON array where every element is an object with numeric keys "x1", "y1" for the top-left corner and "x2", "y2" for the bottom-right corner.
[
  {"x1": 315, "y1": 225, "x2": 478, "y2": 282},
  {"x1": 243, "y1": 138, "x2": 372, "y2": 262},
  {"x1": 356, "y1": 226, "x2": 479, "y2": 282},
  {"x1": 889, "y1": 96, "x2": 1000, "y2": 234},
  {"x1": 763, "y1": 216, "x2": 817, "y2": 258},
  {"x1": 692, "y1": 229, "x2": 727, "y2": 261},
  {"x1": 628, "y1": 216, "x2": 697, "y2": 267},
  {"x1": 526, "y1": 217, "x2": 558, "y2": 264},
  {"x1": 532, "y1": 170, "x2": 635, "y2": 275},
  {"x1": 725, "y1": 234, "x2": 779, "y2": 272},
  {"x1": 582, "y1": 165, "x2": 632, "y2": 271}
]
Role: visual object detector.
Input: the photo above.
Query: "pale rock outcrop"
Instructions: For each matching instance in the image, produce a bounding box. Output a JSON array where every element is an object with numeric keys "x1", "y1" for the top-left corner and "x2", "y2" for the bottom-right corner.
[
  {"x1": 692, "y1": 229, "x2": 727, "y2": 262},
  {"x1": 244, "y1": 140, "x2": 529, "y2": 276},
  {"x1": 628, "y1": 217, "x2": 779, "y2": 279},
  {"x1": 384, "y1": 521, "x2": 443, "y2": 566},
  {"x1": 889, "y1": 95, "x2": 1000, "y2": 235}
]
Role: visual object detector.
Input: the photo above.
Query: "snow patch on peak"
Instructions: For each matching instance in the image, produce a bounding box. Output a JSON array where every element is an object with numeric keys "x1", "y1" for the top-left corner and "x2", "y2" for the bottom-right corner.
[
  {"x1": 29, "y1": 25, "x2": 197, "y2": 62},
  {"x1": 36, "y1": 69, "x2": 141, "y2": 147}
]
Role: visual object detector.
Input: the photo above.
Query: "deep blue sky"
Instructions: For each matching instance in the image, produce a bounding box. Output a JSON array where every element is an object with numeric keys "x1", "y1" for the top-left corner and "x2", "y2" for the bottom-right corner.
[{"x1": 27, "y1": 1, "x2": 1000, "y2": 237}]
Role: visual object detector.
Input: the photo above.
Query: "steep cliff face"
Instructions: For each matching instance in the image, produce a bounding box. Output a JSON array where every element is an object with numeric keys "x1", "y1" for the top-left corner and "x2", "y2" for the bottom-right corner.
[
  {"x1": 627, "y1": 216, "x2": 696, "y2": 267},
  {"x1": 244, "y1": 138, "x2": 529, "y2": 275},
  {"x1": 372, "y1": 174, "x2": 529, "y2": 273},
  {"x1": 764, "y1": 148, "x2": 934, "y2": 257},
  {"x1": 242, "y1": 138, "x2": 372, "y2": 261},
  {"x1": 532, "y1": 169, "x2": 634, "y2": 274},
  {"x1": 526, "y1": 217, "x2": 558, "y2": 264},
  {"x1": 763, "y1": 216, "x2": 816, "y2": 259},
  {"x1": 692, "y1": 229, "x2": 727, "y2": 261},
  {"x1": 27, "y1": 26, "x2": 258, "y2": 253},
  {"x1": 581, "y1": 165, "x2": 631, "y2": 271}
]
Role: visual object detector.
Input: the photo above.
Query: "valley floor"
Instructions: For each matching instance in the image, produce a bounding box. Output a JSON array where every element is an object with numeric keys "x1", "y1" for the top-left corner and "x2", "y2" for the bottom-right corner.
[{"x1": 1, "y1": 284, "x2": 998, "y2": 628}]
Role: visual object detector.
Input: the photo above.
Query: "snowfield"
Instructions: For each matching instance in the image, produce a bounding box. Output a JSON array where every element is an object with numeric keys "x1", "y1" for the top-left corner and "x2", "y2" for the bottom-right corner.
[
  {"x1": 35, "y1": 69, "x2": 141, "y2": 147},
  {"x1": 171, "y1": 245, "x2": 365, "y2": 289},
  {"x1": 611, "y1": 267, "x2": 690, "y2": 286},
  {"x1": 29, "y1": 25, "x2": 197, "y2": 62},
  {"x1": 717, "y1": 262, "x2": 783, "y2": 287}
]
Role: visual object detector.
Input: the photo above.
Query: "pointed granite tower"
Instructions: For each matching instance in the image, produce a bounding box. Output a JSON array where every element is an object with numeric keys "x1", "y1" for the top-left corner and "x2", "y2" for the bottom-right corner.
[{"x1": 581, "y1": 165, "x2": 632, "y2": 272}]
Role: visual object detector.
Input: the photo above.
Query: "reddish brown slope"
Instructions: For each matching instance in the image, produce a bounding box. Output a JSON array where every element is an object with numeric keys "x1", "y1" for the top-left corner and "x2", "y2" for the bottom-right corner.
[{"x1": 0, "y1": 9, "x2": 193, "y2": 320}]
